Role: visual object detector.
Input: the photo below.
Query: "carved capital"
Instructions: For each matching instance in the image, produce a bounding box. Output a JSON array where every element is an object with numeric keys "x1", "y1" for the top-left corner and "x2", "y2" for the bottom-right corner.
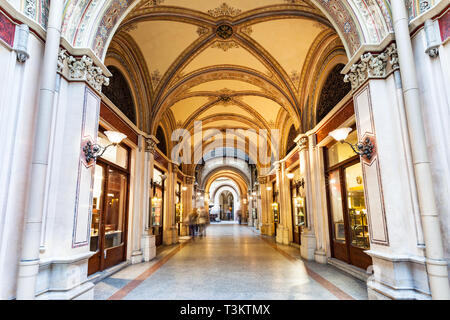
[
  {"x1": 343, "y1": 43, "x2": 399, "y2": 91},
  {"x1": 295, "y1": 135, "x2": 308, "y2": 151},
  {"x1": 57, "y1": 49, "x2": 110, "y2": 93},
  {"x1": 185, "y1": 176, "x2": 195, "y2": 185},
  {"x1": 145, "y1": 135, "x2": 159, "y2": 153},
  {"x1": 257, "y1": 176, "x2": 267, "y2": 185}
]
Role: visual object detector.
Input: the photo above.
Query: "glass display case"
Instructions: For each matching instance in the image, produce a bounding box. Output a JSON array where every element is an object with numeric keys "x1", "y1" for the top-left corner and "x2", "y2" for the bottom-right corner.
[{"x1": 272, "y1": 202, "x2": 279, "y2": 223}]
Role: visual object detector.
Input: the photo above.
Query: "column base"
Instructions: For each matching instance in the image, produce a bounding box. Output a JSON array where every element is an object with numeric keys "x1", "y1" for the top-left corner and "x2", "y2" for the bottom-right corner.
[
  {"x1": 365, "y1": 250, "x2": 431, "y2": 300},
  {"x1": 130, "y1": 250, "x2": 143, "y2": 264},
  {"x1": 36, "y1": 251, "x2": 95, "y2": 300},
  {"x1": 314, "y1": 249, "x2": 328, "y2": 264},
  {"x1": 276, "y1": 225, "x2": 289, "y2": 245},
  {"x1": 141, "y1": 234, "x2": 156, "y2": 262},
  {"x1": 300, "y1": 230, "x2": 316, "y2": 261}
]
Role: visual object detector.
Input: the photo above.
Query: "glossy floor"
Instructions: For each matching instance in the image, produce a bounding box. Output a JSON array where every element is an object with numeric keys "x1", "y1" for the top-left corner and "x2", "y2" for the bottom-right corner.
[{"x1": 93, "y1": 224, "x2": 368, "y2": 300}]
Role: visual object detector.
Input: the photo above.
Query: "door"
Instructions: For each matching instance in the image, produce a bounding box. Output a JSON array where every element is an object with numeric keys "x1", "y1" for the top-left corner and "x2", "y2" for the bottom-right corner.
[
  {"x1": 290, "y1": 183, "x2": 301, "y2": 245},
  {"x1": 151, "y1": 184, "x2": 164, "y2": 246},
  {"x1": 326, "y1": 160, "x2": 372, "y2": 270},
  {"x1": 88, "y1": 163, "x2": 129, "y2": 275}
]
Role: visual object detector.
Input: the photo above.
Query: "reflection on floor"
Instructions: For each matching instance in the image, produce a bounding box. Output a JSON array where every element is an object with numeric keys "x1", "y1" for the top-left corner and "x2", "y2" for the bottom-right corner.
[{"x1": 93, "y1": 224, "x2": 368, "y2": 300}]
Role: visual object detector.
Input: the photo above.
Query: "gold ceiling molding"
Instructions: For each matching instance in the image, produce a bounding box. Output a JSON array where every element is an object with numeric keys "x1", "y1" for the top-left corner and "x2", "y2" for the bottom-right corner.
[
  {"x1": 211, "y1": 40, "x2": 240, "y2": 51},
  {"x1": 197, "y1": 26, "x2": 210, "y2": 37},
  {"x1": 207, "y1": 3, "x2": 242, "y2": 18},
  {"x1": 140, "y1": 0, "x2": 165, "y2": 8}
]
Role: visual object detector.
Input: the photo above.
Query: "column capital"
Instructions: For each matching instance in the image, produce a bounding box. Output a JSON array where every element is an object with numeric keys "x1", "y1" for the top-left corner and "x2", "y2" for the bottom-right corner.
[
  {"x1": 342, "y1": 42, "x2": 399, "y2": 91},
  {"x1": 294, "y1": 134, "x2": 308, "y2": 151},
  {"x1": 145, "y1": 135, "x2": 159, "y2": 154},
  {"x1": 185, "y1": 176, "x2": 195, "y2": 185},
  {"x1": 257, "y1": 176, "x2": 268, "y2": 185}
]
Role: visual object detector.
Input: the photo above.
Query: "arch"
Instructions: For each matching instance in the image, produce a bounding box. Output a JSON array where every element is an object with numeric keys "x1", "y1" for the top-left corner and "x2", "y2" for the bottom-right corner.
[{"x1": 62, "y1": 1, "x2": 393, "y2": 62}]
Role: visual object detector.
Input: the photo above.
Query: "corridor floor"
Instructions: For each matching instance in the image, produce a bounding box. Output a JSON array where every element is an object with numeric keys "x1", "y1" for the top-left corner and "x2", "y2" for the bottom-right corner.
[{"x1": 93, "y1": 224, "x2": 368, "y2": 300}]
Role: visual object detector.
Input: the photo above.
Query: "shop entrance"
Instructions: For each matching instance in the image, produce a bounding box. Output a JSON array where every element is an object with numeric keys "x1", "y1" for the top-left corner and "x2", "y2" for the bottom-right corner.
[
  {"x1": 324, "y1": 129, "x2": 372, "y2": 270},
  {"x1": 88, "y1": 136, "x2": 130, "y2": 275}
]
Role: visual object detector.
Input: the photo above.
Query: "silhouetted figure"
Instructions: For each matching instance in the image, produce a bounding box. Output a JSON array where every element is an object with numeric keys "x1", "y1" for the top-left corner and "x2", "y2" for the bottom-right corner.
[{"x1": 198, "y1": 206, "x2": 208, "y2": 237}]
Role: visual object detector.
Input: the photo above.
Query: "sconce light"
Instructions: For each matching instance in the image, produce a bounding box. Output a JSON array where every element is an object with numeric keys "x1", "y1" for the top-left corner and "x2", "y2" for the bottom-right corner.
[
  {"x1": 182, "y1": 186, "x2": 188, "y2": 191},
  {"x1": 252, "y1": 191, "x2": 257, "y2": 196},
  {"x1": 328, "y1": 127, "x2": 374, "y2": 160},
  {"x1": 83, "y1": 131, "x2": 127, "y2": 163},
  {"x1": 249, "y1": 196, "x2": 254, "y2": 200},
  {"x1": 286, "y1": 172, "x2": 295, "y2": 179},
  {"x1": 266, "y1": 186, "x2": 272, "y2": 191},
  {"x1": 197, "y1": 192, "x2": 201, "y2": 196},
  {"x1": 293, "y1": 177, "x2": 305, "y2": 189}
]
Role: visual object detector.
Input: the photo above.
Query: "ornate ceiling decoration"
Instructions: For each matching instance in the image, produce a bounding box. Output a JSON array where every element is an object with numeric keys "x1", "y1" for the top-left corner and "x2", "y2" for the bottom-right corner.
[{"x1": 103, "y1": 1, "x2": 352, "y2": 165}]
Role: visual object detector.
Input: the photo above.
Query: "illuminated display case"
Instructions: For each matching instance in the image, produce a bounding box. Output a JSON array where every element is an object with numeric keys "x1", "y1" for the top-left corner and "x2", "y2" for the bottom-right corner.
[{"x1": 272, "y1": 202, "x2": 279, "y2": 223}]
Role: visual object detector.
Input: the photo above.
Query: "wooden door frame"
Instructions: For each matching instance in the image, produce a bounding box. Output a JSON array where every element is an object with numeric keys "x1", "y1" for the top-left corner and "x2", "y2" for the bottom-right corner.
[{"x1": 88, "y1": 134, "x2": 131, "y2": 274}]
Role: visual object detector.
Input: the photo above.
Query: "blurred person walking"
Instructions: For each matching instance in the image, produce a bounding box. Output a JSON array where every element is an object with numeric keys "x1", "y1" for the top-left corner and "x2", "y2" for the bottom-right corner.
[
  {"x1": 188, "y1": 209, "x2": 198, "y2": 239},
  {"x1": 198, "y1": 207, "x2": 208, "y2": 237}
]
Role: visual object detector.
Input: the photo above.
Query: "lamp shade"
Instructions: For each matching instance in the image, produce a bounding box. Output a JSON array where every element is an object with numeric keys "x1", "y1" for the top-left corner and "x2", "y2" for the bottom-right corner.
[
  {"x1": 328, "y1": 127, "x2": 352, "y2": 142},
  {"x1": 104, "y1": 131, "x2": 127, "y2": 144},
  {"x1": 286, "y1": 172, "x2": 294, "y2": 179}
]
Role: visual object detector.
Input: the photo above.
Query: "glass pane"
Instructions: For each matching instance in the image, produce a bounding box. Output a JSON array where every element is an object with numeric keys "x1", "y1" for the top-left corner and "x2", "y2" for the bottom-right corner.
[
  {"x1": 345, "y1": 163, "x2": 369, "y2": 249},
  {"x1": 328, "y1": 170, "x2": 346, "y2": 242},
  {"x1": 104, "y1": 169, "x2": 127, "y2": 249},
  {"x1": 97, "y1": 131, "x2": 128, "y2": 169},
  {"x1": 327, "y1": 130, "x2": 358, "y2": 167},
  {"x1": 90, "y1": 165, "x2": 104, "y2": 252},
  {"x1": 151, "y1": 187, "x2": 163, "y2": 227}
]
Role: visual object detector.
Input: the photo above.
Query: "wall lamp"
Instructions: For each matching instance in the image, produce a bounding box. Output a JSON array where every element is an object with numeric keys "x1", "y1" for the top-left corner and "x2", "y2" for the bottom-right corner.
[
  {"x1": 328, "y1": 127, "x2": 374, "y2": 160},
  {"x1": 83, "y1": 131, "x2": 127, "y2": 163}
]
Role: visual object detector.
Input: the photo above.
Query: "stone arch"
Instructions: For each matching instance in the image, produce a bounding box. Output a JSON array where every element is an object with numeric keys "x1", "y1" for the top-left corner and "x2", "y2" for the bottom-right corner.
[{"x1": 61, "y1": 1, "x2": 393, "y2": 62}]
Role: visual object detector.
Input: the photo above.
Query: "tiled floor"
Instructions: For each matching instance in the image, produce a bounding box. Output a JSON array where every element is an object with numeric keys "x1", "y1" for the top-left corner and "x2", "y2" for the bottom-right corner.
[{"x1": 93, "y1": 223, "x2": 368, "y2": 300}]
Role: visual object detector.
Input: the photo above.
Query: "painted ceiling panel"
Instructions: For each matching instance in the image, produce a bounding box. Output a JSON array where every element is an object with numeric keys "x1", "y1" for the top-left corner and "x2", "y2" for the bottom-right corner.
[
  {"x1": 129, "y1": 20, "x2": 198, "y2": 87},
  {"x1": 249, "y1": 18, "x2": 326, "y2": 88},
  {"x1": 181, "y1": 45, "x2": 270, "y2": 75},
  {"x1": 170, "y1": 96, "x2": 211, "y2": 122},
  {"x1": 240, "y1": 96, "x2": 282, "y2": 123}
]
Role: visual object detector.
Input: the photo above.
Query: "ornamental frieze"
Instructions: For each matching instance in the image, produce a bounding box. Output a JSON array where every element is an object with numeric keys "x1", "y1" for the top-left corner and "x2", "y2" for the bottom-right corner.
[
  {"x1": 57, "y1": 49, "x2": 109, "y2": 93},
  {"x1": 343, "y1": 43, "x2": 399, "y2": 91}
]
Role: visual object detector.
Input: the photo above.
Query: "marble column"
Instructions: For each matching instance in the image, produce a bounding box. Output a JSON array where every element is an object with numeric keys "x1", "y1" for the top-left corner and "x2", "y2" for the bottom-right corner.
[
  {"x1": 181, "y1": 176, "x2": 194, "y2": 236},
  {"x1": 295, "y1": 135, "x2": 317, "y2": 260},
  {"x1": 164, "y1": 163, "x2": 179, "y2": 245},
  {"x1": 141, "y1": 136, "x2": 158, "y2": 262},
  {"x1": 258, "y1": 176, "x2": 271, "y2": 235},
  {"x1": 276, "y1": 162, "x2": 291, "y2": 245}
]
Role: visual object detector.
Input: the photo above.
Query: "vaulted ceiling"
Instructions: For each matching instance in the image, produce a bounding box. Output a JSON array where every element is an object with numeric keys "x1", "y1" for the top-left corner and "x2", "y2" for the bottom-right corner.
[{"x1": 106, "y1": 0, "x2": 345, "y2": 167}]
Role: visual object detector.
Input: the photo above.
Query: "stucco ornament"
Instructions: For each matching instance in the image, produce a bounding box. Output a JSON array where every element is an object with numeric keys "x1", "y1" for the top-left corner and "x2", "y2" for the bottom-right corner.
[
  {"x1": 344, "y1": 43, "x2": 399, "y2": 91},
  {"x1": 58, "y1": 49, "x2": 109, "y2": 93}
]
